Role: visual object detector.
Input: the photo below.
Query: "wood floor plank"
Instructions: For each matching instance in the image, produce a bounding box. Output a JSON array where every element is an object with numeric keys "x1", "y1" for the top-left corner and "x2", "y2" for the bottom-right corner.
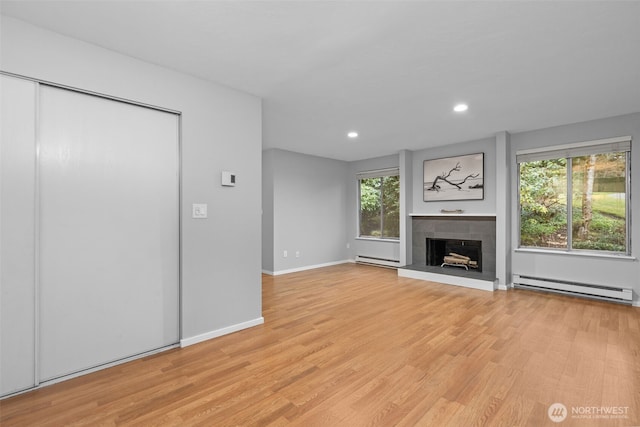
[{"x1": 1, "y1": 264, "x2": 639, "y2": 426}]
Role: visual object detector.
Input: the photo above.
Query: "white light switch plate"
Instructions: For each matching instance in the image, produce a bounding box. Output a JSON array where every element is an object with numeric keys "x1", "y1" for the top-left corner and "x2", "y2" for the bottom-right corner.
[{"x1": 192, "y1": 203, "x2": 208, "y2": 219}]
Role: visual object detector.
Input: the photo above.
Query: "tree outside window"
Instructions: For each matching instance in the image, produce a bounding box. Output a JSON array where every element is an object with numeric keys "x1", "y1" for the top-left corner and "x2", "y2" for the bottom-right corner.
[
  {"x1": 519, "y1": 159, "x2": 568, "y2": 248},
  {"x1": 571, "y1": 153, "x2": 627, "y2": 251},
  {"x1": 359, "y1": 174, "x2": 399, "y2": 239},
  {"x1": 519, "y1": 145, "x2": 628, "y2": 254}
]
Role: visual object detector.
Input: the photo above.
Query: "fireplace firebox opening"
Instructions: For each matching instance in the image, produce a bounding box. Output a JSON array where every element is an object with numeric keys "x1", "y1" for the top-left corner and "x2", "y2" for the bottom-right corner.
[{"x1": 426, "y1": 238, "x2": 482, "y2": 272}]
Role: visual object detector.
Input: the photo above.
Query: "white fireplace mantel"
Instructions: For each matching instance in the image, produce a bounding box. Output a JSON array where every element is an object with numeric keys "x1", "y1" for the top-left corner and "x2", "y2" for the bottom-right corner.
[{"x1": 409, "y1": 213, "x2": 496, "y2": 218}]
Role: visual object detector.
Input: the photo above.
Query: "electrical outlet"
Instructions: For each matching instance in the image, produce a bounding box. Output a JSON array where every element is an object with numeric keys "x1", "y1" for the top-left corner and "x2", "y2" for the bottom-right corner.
[
  {"x1": 283, "y1": 250, "x2": 288, "y2": 258},
  {"x1": 192, "y1": 203, "x2": 208, "y2": 219},
  {"x1": 346, "y1": 243, "x2": 350, "y2": 249},
  {"x1": 295, "y1": 251, "x2": 300, "y2": 258}
]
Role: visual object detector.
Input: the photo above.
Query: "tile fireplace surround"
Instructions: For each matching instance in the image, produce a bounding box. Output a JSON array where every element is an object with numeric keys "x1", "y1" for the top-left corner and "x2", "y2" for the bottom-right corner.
[{"x1": 410, "y1": 214, "x2": 496, "y2": 276}]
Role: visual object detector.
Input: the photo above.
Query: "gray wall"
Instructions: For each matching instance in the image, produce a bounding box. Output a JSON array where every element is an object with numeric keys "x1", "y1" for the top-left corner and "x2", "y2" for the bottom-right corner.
[
  {"x1": 264, "y1": 149, "x2": 349, "y2": 273},
  {"x1": 1, "y1": 16, "x2": 263, "y2": 340},
  {"x1": 262, "y1": 150, "x2": 275, "y2": 272},
  {"x1": 510, "y1": 113, "x2": 640, "y2": 298}
]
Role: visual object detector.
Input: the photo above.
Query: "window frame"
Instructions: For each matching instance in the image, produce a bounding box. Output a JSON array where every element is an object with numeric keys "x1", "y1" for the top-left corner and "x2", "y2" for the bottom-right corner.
[
  {"x1": 516, "y1": 136, "x2": 631, "y2": 256},
  {"x1": 357, "y1": 168, "x2": 400, "y2": 241}
]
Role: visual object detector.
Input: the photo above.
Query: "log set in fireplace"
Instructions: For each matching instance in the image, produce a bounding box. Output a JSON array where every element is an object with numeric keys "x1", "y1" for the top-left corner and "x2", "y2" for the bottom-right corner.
[{"x1": 426, "y1": 238, "x2": 482, "y2": 272}]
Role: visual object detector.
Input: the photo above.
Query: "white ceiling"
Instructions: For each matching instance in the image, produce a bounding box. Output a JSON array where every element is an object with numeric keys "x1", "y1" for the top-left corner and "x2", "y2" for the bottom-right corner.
[{"x1": 2, "y1": 1, "x2": 640, "y2": 161}]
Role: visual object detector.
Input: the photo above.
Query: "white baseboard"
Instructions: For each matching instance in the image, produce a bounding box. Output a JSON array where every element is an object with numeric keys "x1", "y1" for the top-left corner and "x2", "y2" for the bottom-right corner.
[
  {"x1": 398, "y1": 268, "x2": 495, "y2": 292},
  {"x1": 180, "y1": 317, "x2": 264, "y2": 347},
  {"x1": 633, "y1": 300, "x2": 640, "y2": 308},
  {"x1": 270, "y1": 260, "x2": 350, "y2": 276},
  {"x1": 262, "y1": 269, "x2": 274, "y2": 275}
]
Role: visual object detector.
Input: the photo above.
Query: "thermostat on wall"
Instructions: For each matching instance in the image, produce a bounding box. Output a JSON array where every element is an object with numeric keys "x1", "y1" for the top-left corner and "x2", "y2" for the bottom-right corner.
[{"x1": 221, "y1": 171, "x2": 236, "y2": 187}]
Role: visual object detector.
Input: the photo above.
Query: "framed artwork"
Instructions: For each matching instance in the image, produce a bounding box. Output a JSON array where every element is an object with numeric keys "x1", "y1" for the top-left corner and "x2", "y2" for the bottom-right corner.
[{"x1": 423, "y1": 153, "x2": 484, "y2": 201}]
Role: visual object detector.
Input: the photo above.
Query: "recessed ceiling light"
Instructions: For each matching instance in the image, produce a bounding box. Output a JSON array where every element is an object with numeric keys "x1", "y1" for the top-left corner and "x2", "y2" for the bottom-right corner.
[
  {"x1": 347, "y1": 131, "x2": 359, "y2": 138},
  {"x1": 453, "y1": 103, "x2": 469, "y2": 113}
]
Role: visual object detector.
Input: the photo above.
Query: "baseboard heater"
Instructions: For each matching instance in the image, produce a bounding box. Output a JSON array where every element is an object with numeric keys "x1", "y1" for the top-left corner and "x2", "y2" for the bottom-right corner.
[
  {"x1": 513, "y1": 274, "x2": 633, "y2": 304},
  {"x1": 355, "y1": 255, "x2": 401, "y2": 269}
]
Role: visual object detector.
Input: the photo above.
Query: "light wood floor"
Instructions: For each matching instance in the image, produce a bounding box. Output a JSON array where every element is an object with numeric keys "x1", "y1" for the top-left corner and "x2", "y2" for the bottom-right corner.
[{"x1": 1, "y1": 264, "x2": 639, "y2": 426}]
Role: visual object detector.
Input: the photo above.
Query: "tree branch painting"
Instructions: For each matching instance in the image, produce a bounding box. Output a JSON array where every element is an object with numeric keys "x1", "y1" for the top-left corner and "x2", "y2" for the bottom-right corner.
[{"x1": 423, "y1": 153, "x2": 484, "y2": 201}]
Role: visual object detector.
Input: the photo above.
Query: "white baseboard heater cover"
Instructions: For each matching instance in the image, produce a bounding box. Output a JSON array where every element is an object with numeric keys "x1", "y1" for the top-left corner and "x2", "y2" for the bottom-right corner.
[
  {"x1": 513, "y1": 274, "x2": 633, "y2": 304},
  {"x1": 355, "y1": 255, "x2": 401, "y2": 268}
]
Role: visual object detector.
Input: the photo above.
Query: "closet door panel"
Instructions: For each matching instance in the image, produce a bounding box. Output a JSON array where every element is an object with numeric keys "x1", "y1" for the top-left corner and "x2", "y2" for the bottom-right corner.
[
  {"x1": 38, "y1": 86, "x2": 179, "y2": 381},
  {"x1": 0, "y1": 75, "x2": 37, "y2": 395}
]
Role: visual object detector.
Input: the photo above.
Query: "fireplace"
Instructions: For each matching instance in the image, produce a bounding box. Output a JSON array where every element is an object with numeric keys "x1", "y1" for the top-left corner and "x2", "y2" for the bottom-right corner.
[
  {"x1": 411, "y1": 215, "x2": 496, "y2": 276},
  {"x1": 426, "y1": 238, "x2": 482, "y2": 272},
  {"x1": 404, "y1": 215, "x2": 496, "y2": 289}
]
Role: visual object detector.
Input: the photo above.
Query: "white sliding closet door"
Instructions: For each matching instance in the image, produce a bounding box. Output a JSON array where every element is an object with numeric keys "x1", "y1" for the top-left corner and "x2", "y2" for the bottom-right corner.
[
  {"x1": 1, "y1": 75, "x2": 37, "y2": 395},
  {"x1": 38, "y1": 86, "x2": 179, "y2": 381}
]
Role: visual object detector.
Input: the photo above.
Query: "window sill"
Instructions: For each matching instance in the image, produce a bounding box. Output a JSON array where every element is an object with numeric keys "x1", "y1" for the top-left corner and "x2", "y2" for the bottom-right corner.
[
  {"x1": 356, "y1": 237, "x2": 400, "y2": 243},
  {"x1": 514, "y1": 247, "x2": 636, "y2": 261}
]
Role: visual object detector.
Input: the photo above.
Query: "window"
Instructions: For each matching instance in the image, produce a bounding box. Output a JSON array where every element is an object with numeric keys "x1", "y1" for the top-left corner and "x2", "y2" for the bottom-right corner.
[
  {"x1": 358, "y1": 169, "x2": 400, "y2": 239},
  {"x1": 517, "y1": 137, "x2": 630, "y2": 254}
]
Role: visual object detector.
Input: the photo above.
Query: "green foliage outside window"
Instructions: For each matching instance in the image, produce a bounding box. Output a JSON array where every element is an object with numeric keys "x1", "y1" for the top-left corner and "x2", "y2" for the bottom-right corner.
[
  {"x1": 359, "y1": 175, "x2": 399, "y2": 239},
  {"x1": 519, "y1": 153, "x2": 627, "y2": 253},
  {"x1": 519, "y1": 159, "x2": 568, "y2": 247}
]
